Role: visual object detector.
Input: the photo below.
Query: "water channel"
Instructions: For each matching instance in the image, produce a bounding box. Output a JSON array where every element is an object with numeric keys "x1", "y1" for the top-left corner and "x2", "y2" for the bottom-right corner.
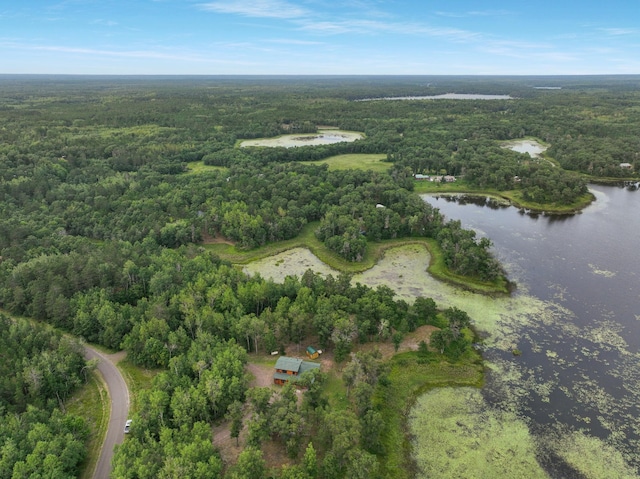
[{"x1": 421, "y1": 185, "x2": 640, "y2": 477}]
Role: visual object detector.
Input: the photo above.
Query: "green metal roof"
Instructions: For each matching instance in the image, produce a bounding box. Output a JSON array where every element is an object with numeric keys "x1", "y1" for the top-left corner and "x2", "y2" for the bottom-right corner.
[
  {"x1": 306, "y1": 346, "x2": 317, "y2": 354},
  {"x1": 299, "y1": 361, "x2": 321, "y2": 375},
  {"x1": 275, "y1": 356, "x2": 303, "y2": 372}
]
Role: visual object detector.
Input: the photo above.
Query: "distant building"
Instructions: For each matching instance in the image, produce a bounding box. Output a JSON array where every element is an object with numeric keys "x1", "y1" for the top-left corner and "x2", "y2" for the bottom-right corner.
[
  {"x1": 620, "y1": 163, "x2": 633, "y2": 169},
  {"x1": 414, "y1": 174, "x2": 430, "y2": 180},
  {"x1": 273, "y1": 356, "x2": 321, "y2": 385}
]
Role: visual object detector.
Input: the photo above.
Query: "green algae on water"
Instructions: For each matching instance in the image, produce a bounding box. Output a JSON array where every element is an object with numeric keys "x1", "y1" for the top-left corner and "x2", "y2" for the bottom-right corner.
[{"x1": 409, "y1": 387, "x2": 548, "y2": 479}]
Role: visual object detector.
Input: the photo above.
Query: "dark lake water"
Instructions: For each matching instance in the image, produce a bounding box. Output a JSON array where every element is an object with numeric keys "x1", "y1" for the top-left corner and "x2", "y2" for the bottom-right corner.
[{"x1": 424, "y1": 184, "x2": 640, "y2": 475}]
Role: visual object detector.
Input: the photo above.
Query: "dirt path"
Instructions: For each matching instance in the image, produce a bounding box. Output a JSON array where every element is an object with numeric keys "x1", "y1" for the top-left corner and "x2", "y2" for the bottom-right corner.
[{"x1": 246, "y1": 362, "x2": 274, "y2": 388}]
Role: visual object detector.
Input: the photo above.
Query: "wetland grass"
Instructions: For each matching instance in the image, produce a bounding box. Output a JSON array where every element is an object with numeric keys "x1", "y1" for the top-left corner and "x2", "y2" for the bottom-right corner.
[
  {"x1": 207, "y1": 223, "x2": 510, "y2": 295},
  {"x1": 377, "y1": 351, "x2": 484, "y2": 479}
]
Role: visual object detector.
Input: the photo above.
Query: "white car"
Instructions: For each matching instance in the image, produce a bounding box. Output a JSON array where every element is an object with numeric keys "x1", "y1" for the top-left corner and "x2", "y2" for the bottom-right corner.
[{"x1": 124, "y1": 419, "x2": 132, "y2": 434}]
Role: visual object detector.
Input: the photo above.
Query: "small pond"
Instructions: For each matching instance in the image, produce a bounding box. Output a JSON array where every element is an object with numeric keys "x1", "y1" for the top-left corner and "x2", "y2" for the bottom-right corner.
[
  {"x1": 503, "y1": 139, "x2": 548, "y2": 158},
  {"x1": 239, "y1": 129, "x2": 363, "y2": 148}
]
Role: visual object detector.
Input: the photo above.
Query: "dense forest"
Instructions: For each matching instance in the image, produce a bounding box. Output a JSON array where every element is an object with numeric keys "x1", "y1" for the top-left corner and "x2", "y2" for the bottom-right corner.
[
  {"x1": 1, "y1": 75, "x2": 639, "y2": 478},
  {"x1": 0, "y1": 315, "x2": 88, "y2": 478}
]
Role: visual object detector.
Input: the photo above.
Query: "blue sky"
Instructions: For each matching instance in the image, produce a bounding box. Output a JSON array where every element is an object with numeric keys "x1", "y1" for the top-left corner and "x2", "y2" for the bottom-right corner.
[{"x1": 1, "y1": 0, "x2": 639, "y2": 75}]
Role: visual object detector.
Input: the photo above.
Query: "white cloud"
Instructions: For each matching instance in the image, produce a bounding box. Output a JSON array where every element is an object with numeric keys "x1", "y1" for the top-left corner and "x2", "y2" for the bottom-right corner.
[
  {"x1": 299, "y1": 18, "x2": 480, "y2": 42},
  {"x1": 466, "y1": 10, "x2": 513, "y2": 17},
  {"x1": 90, "y1": 19, "x2": 118, "y2": 26},
  {"x1": 2, "y1": 43, "x2": 208, "y2": 63},
  {"x1": 598, "y1": 28, "x2": 637, "y2": 36},
  {"x1": 435, "y1": 10, "x2": 513, "y2": 18},
  {"x1": 198, "y1": 0, "x2": 309, "y2": 19},
  {"x1": 266, "y1": 38, "x2": 324, "y2": 45}
]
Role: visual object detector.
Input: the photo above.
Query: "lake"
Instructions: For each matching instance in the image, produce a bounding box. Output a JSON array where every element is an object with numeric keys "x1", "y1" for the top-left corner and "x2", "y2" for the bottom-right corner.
[
  {"x1": 239, "y1": 129, "x2": 363, "y2": 148},
  {"x1": 420, "y1": 185, "x2": 640, "y2": 477},
  {"x1": 357, "y1": 93, "x2": 513, "y2": 101}
]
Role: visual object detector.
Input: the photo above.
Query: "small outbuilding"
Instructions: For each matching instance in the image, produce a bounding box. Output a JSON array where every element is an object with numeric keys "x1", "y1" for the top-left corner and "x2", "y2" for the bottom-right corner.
[{"x1": 306, "y1": 346, "x2": 319, "y2": 360}]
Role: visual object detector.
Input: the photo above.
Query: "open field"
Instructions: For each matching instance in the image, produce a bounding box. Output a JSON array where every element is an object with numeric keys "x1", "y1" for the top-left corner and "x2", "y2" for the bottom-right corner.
[
  {"x1": 185, "y1": 162, "x2": 228, "y2": 174},
  {"x1": 307, "y1": 153, "x2": 390, "y2": 172}
]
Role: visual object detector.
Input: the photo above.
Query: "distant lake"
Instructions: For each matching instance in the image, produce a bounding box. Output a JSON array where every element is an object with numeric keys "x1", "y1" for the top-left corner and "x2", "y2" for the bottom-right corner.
[
  {"x1": 239, "y1": 129, "x2": 363, "y2": 148},
  {"x1": 358, "y1": 93, "x2": 513, "y2": 101}
]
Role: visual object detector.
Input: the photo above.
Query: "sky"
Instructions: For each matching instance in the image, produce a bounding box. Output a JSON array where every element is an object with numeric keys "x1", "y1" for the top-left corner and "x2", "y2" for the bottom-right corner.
[{"x1": 1, "y1": 0, "x2": 639, "y2": 75}]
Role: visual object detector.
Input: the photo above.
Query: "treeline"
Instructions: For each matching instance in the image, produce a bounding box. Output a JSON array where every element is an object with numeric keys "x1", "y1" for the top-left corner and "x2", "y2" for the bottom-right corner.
[
  {"x1": 0, "y1": 315, "x2": 88, "y2": 478},
  {"x1": 3, "y1": 238, "x2": 447, "y2": 368},
  {"x1": 0, "y1": 147, "x2": 500, "y2": 278}
]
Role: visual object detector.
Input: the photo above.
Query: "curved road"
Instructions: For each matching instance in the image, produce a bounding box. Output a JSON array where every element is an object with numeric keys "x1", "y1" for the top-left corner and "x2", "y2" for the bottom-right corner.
[{"x1": 83, "y1": 346, "x2": 130, "y2": 479}]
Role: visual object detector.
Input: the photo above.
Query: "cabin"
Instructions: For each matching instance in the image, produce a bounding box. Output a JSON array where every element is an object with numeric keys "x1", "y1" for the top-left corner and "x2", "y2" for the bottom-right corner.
[
  {"x1": 273, "y1": 356, "x2": 320, "y2": 385},
  {"x1": 306, "y1": 346, "x2": 319, "y2": 360},
  {"x1": 414, "y1": 174, "x2": 430, "y2": 181},
  {"x1": 620, "y1": 163, "x2": 633, "y2": 170}
]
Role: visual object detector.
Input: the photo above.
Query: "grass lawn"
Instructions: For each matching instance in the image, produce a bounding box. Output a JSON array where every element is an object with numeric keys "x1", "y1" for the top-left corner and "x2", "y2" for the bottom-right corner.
[
  {"x1": 117, "y1": 359, "x2": 160, "y2": 413},
  {"x1": 66, "y1": 371, "x2": 109, "y2": 479},
  {"x1": 322, "y1": 368, "x2": 351, "y2": 411},
  {"x1": 307, "y1": 153, "x2": 390, "y2": 172}
]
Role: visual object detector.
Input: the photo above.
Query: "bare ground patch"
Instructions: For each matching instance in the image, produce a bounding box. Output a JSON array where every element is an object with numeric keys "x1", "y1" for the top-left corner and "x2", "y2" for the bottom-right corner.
[
  {"x1": 202, "y1": 232, "x2": 235, "y2": 246},
  {"x1": 213, "y1": 327, "x2": 436, "y2": 467},
  {"x1": 352, "y1": 324, "x2": 438, "y2": 360}
]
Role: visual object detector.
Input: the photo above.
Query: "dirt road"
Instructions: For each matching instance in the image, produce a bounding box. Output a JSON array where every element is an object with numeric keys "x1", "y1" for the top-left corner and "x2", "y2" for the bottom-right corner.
[{"x1": 83, "y1": 346, "x2": 129, "y2": 479}]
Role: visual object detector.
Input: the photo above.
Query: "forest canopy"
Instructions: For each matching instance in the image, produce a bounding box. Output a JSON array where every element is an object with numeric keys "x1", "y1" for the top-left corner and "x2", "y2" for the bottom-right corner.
[{"x1": 1, "y1": 75, "x2": 639, "y2": 479}]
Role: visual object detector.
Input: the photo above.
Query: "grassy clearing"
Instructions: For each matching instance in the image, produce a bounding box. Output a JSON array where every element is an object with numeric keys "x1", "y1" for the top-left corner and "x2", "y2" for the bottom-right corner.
[
  {"x1": 307, "y1": 153, "x2": 391, "y2": 172},
  {"x1": 376, "y1": 351, "x2": 484, "y2": 479},
  {"x1": 246, "y1": 353, "x2": 279, "y2": 367},
  {"x1": 185, "y1": 162, "x2": 228, "y2": 174},
  {"x1": 117, "y1": 359, "x2": 160, "y2": 413},
  {"x1": 66, "y1": 371, "x2": 109, "y2": 479},
  {"x1": 322, "y1": 368, "x2": 351, "y2": 411}
]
